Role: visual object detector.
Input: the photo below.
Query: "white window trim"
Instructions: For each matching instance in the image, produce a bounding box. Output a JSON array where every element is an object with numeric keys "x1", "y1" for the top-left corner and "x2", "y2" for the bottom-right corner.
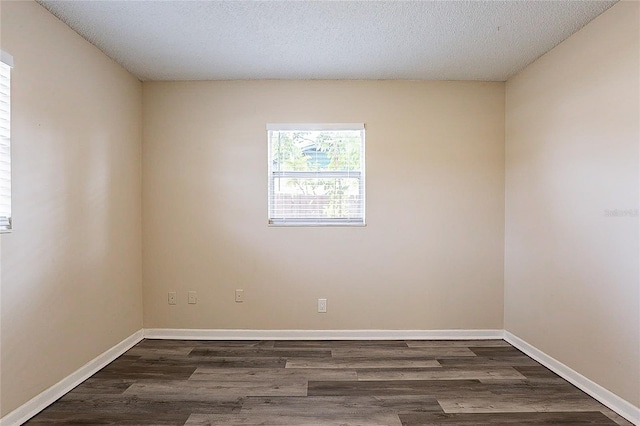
[
  {"x1": 267, "y1": 123, "x2": 366, "y2": 227},
  {"x1": 266, "y1": 123, "x2": 364, "y2": 131},
  {"x1": 1, "y1": 51, "x2": 13, "y2": 68}
]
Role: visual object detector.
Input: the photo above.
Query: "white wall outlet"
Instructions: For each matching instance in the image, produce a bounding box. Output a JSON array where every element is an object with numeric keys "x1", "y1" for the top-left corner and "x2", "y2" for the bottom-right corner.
[
  {"x1": 168, "y1": 292, "x2": 177, "y2": 305},
  {"x1": 188, "y1": 291, "x2": 197, "y2": 304},
  {"x1": 318, "y1": 298, "x2": 327, "y2": 313},
  {"x1": 235, "y1": 289, "x2": 244, "y2": 303}
]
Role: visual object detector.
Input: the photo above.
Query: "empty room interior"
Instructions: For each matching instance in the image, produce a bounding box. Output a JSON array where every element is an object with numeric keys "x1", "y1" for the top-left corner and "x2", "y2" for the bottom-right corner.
[{"x1": 0, "y1": 0, "x2": 638, "y2": 425}]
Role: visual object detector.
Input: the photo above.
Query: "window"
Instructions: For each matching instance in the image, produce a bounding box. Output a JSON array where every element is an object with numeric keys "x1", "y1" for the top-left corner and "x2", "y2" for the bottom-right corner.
[
  {"x1": 268, "y1": 123, "x2": 365, "y2": 226},
  {"x1": 0, "y1": 51, "x2": 12, "y2": 233}
]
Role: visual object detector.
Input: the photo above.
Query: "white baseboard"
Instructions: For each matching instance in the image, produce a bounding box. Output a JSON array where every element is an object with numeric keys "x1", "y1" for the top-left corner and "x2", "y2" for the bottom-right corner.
[
  {"x1": 0, "y1": 330, "x2": 144, "y2": 426},
  {"x1": 504, "y1": 331, "x2": 640, "y2": 425},
  {"x1": 143, "y1": 328, "x2": 505, "y2": 341}
]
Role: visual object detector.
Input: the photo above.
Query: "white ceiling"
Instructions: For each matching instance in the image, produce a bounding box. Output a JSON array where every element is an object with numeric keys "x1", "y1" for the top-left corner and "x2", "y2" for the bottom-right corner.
[{"x1": 37, "y1": 0, "x2": 616, "y2": 82}]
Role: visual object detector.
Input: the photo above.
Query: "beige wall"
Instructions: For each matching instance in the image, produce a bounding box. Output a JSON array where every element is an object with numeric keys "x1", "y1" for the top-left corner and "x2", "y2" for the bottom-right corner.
[
  {"x1": 142, "y1": 80, "x2": 505, "y2": 330},
  {"x1": 505, "y1": 1, "x2": 639, "y2": 407},
  {"x1": 0, "y1": 1, "x2": 143, "y2": 415}
]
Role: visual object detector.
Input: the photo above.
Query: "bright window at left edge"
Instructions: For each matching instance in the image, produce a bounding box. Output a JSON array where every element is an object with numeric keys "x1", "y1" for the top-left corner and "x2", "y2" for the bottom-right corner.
[{"x1": 0, "y1": 53, "x2": 12, "y2": 233}]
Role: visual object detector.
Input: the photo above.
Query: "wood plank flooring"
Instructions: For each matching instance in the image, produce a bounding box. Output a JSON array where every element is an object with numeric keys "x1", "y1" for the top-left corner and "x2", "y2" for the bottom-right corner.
[{"x1": 25, "y1": 339, "x2": 632, "y2": 425}]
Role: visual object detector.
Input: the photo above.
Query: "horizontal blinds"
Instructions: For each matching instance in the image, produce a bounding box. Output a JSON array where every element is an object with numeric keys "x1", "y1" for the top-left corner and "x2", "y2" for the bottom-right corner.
[
  {"x1": 0, "y1": 57, "x2": 11, "y2": 232},
  {"x1": 268, "y1": 125, "x2": 365, "y2": 225}
]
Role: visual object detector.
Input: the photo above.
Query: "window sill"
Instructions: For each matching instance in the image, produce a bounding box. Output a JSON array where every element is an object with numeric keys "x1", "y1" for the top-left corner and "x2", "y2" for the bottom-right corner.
[{"x1": 268, "y1": 222, "x2": 366, "y2": 227}]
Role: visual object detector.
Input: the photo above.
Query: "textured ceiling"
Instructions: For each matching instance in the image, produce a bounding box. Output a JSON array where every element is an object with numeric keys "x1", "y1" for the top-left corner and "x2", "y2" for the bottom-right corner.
[{"x1": 37, "y1": 0, "x2": 616, "y2": 82}]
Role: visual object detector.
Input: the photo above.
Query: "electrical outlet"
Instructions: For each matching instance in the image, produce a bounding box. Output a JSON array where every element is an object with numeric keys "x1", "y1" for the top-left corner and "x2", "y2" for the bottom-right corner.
[
  {"x1": 188, "y1": 291, "x2": 197, "y2": 304},
  {"x1": 235, "y1": 289, "x2": 244, "y2": 303},
  {"x1": 168, "y1": 292, "x2": 177, "y2": 305},
  {"x1": 318, "y1": 298, "x2": 327, "y2": 313}
]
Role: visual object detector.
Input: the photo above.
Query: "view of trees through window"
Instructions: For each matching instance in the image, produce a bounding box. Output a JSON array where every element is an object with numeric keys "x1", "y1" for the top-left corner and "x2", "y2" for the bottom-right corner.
[{"x1": 268, "y1": 128, "x2": 364, "y2": 224}]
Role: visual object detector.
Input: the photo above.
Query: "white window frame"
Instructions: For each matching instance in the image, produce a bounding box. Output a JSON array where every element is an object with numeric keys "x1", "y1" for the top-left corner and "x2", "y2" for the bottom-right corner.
[
  {"x1": 0, "y1": 50, "x2": 12, "y2": 233},
  {"x1": 267, "y1": 123, "x2": 366, "y2": 227}
]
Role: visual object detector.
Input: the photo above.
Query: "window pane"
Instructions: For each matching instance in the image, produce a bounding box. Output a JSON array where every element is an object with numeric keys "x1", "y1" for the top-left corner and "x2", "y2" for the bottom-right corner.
[
  {"x1": 0, "y1": 60, "x2": 10, "y2": 232},
  {"x1": 271, "y1": 177, "x2": 362, "y2": 219},
  {"x1": 271, "y1": 130, "x2": 361, "y2": 172}
]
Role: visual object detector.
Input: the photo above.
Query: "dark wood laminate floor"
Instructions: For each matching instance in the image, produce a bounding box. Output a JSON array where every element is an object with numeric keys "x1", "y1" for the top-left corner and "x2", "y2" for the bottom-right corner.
[{"x1": 25, "y1": 339, "x2": 632, "y2": 425}]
